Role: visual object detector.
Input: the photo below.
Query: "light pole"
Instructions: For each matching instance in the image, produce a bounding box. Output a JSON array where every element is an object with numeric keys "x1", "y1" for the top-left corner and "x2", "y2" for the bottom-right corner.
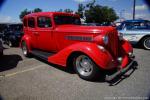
[{"x1": 133, "y1": 0, "x2": 136, "y2": 20}]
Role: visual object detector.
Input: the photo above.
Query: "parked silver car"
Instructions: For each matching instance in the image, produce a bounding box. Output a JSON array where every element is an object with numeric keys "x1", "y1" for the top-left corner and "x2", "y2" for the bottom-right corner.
[
  {"x1": 0, "y1": 40, "x2": 3, "y2": 56},
  {"x1": 117, "y1": 20, "x2": 150, "y2": 50}
]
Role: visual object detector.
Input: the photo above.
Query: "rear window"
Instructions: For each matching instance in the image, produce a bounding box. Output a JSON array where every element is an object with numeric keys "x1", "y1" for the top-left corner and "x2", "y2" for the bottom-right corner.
[
  {"x1": 37, "y1": 17, "x2": 52, "y2": 28},
  {"x1": 28, "y1": 17, "x2": 35, "y2": 28},
  {"x1": 54, "y1": 15, "x2": 81, "y2": 25}
]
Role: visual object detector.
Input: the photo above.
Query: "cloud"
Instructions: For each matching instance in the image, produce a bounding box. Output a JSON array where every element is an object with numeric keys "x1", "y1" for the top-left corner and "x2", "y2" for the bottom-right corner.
[
  {"x1": 74, "y1": 0, "x2": 117, "y2": 3},
  {"x1": 123, "y1": 12, "x2": 150, "y2": 20},
  {"x1": 124, "y1": 12, "x2": 132, "y2": 19},
  {"x1": 135, "y1": 13, "x2": 150, "y2": 20},
  {"x1": 135, "y1": 4, "x2": 148, "y2": 11},
  {"x1": 107, "y1": 0, "x2": 117, "y2": 1},
  {"x1": 0, "y1": 15, "x2": 21, "y2": 23},
  {"x1": 73, "y1": 0, "x2": 91, "y2": 3},
  {"x1": 0, "y1": 15, "x2": 12, "y2": 23}
]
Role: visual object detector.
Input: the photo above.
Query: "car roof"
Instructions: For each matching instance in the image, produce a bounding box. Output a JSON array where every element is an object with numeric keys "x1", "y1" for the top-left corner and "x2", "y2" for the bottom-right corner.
[
  {"x1": 123, "y1": 20, "x2": 149, "y2": 23},
  {"x1": 25, "y1": 12, "x2": 79, "y2": 18}
]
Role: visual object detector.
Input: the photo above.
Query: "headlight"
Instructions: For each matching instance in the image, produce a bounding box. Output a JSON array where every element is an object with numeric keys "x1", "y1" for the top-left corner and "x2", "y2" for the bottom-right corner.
[
  {"x1": 118, "y1": 32, "x2": 123, "y2": 40},
  {"x1": 102, "y1": 35, "x2": 108, "y2": 45}
]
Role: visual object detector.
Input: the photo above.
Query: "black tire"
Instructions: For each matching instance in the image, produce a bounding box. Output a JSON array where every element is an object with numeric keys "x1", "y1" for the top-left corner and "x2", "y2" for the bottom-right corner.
[
  {"x1": 0, "y1": 51, "x2": 3, "y2": 56},
  {"x1": 142, "y1": 37, "x2": 150, "y2": 50},
  {"x1": 21, "y1": 41, "x2": 30, "y2": 57},
  {"x1": 73, "y1": 54, "x2": 102, "y2": 81}
]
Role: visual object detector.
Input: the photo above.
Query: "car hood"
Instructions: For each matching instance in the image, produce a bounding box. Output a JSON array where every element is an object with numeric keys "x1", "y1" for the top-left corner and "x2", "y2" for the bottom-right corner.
[{"x1": 55, "y1": 25, "x2": 114, "y2": 34}]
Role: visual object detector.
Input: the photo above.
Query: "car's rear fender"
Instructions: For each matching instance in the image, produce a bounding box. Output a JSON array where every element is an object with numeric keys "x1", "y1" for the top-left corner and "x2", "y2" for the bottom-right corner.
[
  {"x1": 48, "y1": 42, "x2": 115, "y2": 69},
  {"x1": 20, "y1": 35, "x2": 32, "y2": 52}
]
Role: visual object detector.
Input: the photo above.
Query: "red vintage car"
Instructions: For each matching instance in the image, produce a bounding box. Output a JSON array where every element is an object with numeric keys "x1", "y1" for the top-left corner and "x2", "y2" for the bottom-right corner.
[{"x1": 21, "y1": 12, "x2": 135, "y2": 81}]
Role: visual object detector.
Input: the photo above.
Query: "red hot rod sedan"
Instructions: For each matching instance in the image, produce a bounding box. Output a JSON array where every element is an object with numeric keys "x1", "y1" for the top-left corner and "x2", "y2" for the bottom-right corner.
[{"x1": 21, "y1": 12, "x2": 135, "y2": 81}]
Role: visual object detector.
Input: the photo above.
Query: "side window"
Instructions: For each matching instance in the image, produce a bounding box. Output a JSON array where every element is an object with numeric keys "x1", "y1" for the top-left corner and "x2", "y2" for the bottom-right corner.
[
  {"x1": 23, "y1": 18, "x2": 27, "y2": 27},
  {"x1": 28, "y1": 17, "x2": 35, "y2": 28},
  {"x1": 124, "y1": 23, "x2": 135, "y2": 30},
  {"x1": 37, "y1": 17, "x2": 52, "y2": 28}
]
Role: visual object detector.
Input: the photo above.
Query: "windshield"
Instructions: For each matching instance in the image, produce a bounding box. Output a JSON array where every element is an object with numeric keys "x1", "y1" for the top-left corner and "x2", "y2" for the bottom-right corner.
[
  {"x1": 127, "y1": 22, "x2": 150, "y2": 30},
  {"x1": 54, "y1": 15, "x2": 81, "y2": 25},
  {"x1": 117, "y1": 21, "x2": 150, "y2": 30}
]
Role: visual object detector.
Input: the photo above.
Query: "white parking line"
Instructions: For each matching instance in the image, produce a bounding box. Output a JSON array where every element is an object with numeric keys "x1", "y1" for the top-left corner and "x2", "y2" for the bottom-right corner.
[{"x1": 4, "y1": 64, "x2": 45, "y2": 77}]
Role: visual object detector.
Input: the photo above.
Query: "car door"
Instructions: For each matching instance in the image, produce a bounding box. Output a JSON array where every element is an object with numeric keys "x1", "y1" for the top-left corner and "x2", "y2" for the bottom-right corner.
[
  {"x1": 36, "y1": 16, "x2": 56, "y2": 52},
  {"x1": 27, "y1": 17, "x2": 38, "y2": 48},
  {"x1": 120, "y1": 29, "x2": 138, "y2": 42}
]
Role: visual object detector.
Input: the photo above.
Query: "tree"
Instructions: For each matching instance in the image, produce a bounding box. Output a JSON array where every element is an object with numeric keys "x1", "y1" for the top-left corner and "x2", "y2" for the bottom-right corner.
[
  {"x1": 86, "y1": 0, "x2": 96, "y2": 8},
  {"x1": 19, "y1": 9, "x2": 31, "y2": 22},
  {"x1": 85, "y1": 5, "x2": 118, "y2": 24},
  {"x1": 33, "y1": 8, "x2": 42, "y2": 13},
  {"x1": 64, "y1": 9, "x2": 73, "y2": 13},
  {"x1": 57, "y1": 9, "x2": 73, "y2": 13},
  {"x1": 76, "y1": 4, "x2": 85, "y2": 18},
  {"x1": 57, "y1": 9, "x2": 63, "y2": 12},
  {"x1": 76, "y1": 0, "x2": 119, "y2": 24},
  {"x1": 19, "y1": 8, "x2": 42, "y2": 21}
]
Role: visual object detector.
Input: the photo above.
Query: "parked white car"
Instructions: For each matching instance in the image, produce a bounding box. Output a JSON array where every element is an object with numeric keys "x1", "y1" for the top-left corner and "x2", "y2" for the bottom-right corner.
[{"x1": 117, "y1": 20, "x2": 150, "y2": 50}]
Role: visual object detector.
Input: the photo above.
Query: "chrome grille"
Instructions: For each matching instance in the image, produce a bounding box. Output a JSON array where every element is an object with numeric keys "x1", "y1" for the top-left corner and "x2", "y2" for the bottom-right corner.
[{"x1": 106, "y1": 31, "x2": 119, "y2": 58}]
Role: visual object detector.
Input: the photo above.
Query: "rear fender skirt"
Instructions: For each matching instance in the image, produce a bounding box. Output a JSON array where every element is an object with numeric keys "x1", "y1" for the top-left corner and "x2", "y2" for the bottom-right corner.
[{"x1": 48, "y1": 42, "x2": 114, "y2": 69}]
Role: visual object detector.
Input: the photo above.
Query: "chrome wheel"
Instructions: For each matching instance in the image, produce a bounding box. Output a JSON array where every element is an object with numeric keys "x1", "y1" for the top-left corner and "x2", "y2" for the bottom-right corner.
[
  {"x1": 76, "y1": 55, "x2": 93, "y2": 76},
  {"x1": 143, "y1": 37, "x2": 150, "y2": 50},
  {"x1": 8, "y1": 41, "x2": 12, "y2": 47}
]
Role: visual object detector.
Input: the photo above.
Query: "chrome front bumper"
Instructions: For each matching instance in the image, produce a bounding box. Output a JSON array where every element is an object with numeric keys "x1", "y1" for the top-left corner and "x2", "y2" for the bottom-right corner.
[{"x1": 105, "y1": 54, "x2": 135, "y2": 82}]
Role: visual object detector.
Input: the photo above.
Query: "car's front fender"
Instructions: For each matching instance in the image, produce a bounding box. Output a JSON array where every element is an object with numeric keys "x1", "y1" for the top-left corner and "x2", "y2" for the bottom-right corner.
[
  {"x1": 119, "y1": 39, "x2": 134, "y2": 68},
  {"x1": 120, "y1": 39, "x2": 133, "y2": 54},
  {"x1": 48, "y1": 42, "x2": 115, "y2": 69}
]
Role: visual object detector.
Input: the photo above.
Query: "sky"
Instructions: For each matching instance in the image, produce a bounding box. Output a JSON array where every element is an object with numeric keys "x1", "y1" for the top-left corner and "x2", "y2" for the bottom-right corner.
[{"x1": 0, "y1": 0, "x2": 149, "y2": 23}]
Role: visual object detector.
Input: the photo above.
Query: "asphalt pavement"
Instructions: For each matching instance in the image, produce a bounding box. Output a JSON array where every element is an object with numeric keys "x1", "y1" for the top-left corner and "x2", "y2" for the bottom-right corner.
[{"x1": 0, "y1": 45, "x2": 150, "y2": 100}]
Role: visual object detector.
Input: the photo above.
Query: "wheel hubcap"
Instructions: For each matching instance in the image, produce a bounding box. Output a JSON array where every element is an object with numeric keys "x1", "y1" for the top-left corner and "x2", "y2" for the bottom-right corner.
[
  {"x1": 22, "y1": 43, "x2": 27, "y2": 55},
  {"x1": 9, "y1": 41, "x2": 12, "y2": 47},
  {"x1": 76, "y1": 55, "x2": 93, "y2": 76},
  {"x1": 144, "y1": 38, "x2": 150, "y2": 49}
]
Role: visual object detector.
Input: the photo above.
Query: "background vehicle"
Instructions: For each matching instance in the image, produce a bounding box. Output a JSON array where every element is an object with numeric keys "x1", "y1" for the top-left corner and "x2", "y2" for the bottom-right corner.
[
  {"x1": 0, "y1": 40, "x2": 3, "y2": 56},
  {"x1": 0, "y1": 23, "x2": 8, "y2": 38},
  {"x1": 82, "y1": 23, "x2": 101, "y2": 26},
  {"x1": 21, "y1": 12, "x2": 134, "y2": 81},
  {"x1": 2, "y1": 23, "x2": 23, "y2": 47},
  {"x1": 117, "y1": 20, "x2": 150, "y2": 50}
]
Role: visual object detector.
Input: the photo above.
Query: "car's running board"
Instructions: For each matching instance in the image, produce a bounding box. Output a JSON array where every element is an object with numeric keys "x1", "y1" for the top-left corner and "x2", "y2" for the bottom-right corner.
[{"x1": 31, "y1": 49, "x2": 55, "y2": 61}]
